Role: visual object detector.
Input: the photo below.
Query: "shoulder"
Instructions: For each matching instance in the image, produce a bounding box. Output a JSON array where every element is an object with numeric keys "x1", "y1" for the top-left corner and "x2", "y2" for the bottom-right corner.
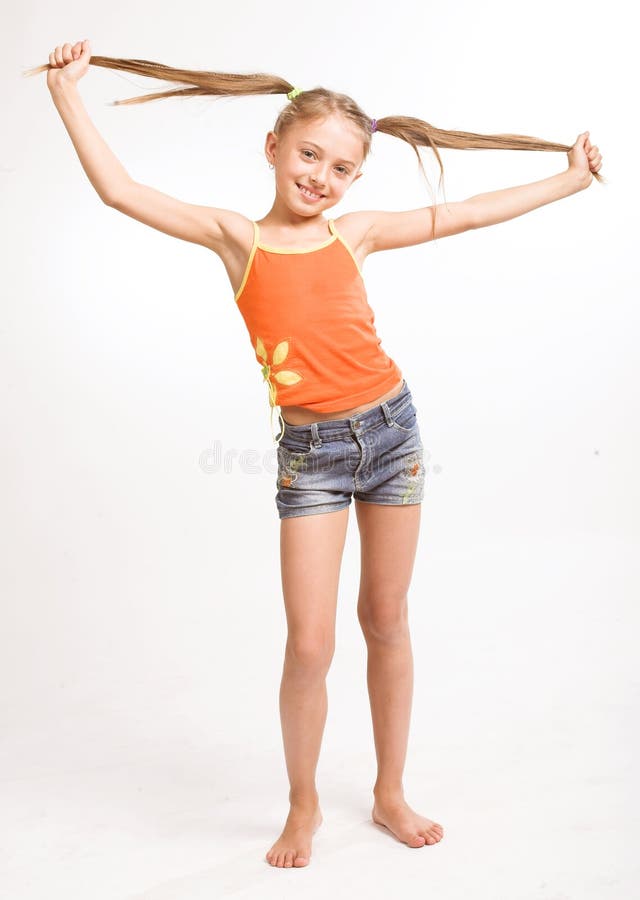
[
  {"x1": 210, "y1": 209, "x2": 256, "y2": 255},
  {"x1": 336, "y1": 203, "x2": 477, "y2": 253},
  {"x1": 332, "y1": 211, "x2": 377, "y2": 257}
]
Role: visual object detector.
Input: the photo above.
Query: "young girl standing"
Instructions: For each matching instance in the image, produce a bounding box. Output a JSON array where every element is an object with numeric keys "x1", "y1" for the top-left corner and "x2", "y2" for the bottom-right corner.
[{"x1": 30, "y1": 40, "x2": 604, "y2": 870}]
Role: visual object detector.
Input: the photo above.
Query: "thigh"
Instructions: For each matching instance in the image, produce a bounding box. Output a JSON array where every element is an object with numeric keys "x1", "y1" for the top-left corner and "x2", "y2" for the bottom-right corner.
[
  {"x1": 280, "y1": 507, "x2": 350, "y2": 654},
  {"x1": 354, "y1": 500, "x2": 422, "y2": 632}
]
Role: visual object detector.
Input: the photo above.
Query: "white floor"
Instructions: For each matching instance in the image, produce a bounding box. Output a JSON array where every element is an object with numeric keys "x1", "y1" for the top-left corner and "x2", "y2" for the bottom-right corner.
[{"x1": 2, "y1": 533, "x2": 636, "y2": 899}]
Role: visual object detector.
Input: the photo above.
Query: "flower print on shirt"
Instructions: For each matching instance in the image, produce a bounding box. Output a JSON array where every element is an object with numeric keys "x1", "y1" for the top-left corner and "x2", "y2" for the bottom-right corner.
[{"x1": 255, "y1": 337, "x2": 302, "y2": 407}]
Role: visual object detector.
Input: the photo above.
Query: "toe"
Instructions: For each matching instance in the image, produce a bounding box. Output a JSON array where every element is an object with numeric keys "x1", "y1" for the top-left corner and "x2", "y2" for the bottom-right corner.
[
  {"x1": 284, "y1": 851, "x2": 293, "y2": 867},
  {"x1": 294, "y1": 853, "x2": 309, "y2": 866}
]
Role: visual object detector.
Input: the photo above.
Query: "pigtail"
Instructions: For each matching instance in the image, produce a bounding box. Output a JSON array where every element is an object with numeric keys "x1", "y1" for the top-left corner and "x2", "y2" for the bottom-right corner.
[
  {"x1": 23, "y1": 54, "x2": 295, "y2": 105},
  {"x1": 24, "y1": 54, "x2": 605, "y2": 210}
]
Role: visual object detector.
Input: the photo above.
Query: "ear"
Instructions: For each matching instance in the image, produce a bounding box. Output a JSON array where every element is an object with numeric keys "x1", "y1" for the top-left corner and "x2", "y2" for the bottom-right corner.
[
  {"x1": 264, "y1": 131, "x2": 277, "y2": 164},
  {"x1": 353, "y1": 171, "x2": 363, "y2": 182}
]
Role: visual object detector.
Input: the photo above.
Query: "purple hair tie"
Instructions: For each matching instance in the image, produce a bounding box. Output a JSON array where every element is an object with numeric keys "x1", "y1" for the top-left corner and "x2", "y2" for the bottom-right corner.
[{"x1": 370, "y1": 118, "x2": 378, "y2": 133}]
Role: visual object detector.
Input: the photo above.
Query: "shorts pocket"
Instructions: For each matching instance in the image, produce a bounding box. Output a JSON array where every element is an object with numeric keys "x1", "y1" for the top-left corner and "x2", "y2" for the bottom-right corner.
[
  {"x1": 277, "y1": 438, "x2": 314, "y2": 458},
  {"x1": 390, "y1": 401, "x2": 418, "y2": 432},
  {"x1": 277, "y1": 442, "x2": 315, "y2": 489}
]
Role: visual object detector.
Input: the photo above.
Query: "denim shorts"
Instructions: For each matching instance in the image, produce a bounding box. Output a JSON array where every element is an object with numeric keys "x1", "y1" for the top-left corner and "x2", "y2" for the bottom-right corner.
[{"x1": 275, "y1": 379, "x2": 425, "y2": 519}]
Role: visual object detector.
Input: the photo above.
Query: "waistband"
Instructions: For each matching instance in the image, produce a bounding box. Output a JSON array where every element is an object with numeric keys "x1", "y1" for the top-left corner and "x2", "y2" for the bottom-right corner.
[{"x1": 273, "y1": 379, "x2": 412, "y2": 446}]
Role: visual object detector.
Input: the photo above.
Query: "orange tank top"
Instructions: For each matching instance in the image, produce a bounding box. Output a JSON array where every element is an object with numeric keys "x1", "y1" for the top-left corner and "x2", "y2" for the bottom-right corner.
[{"x1": 234, "y1": 218, "x2": 403, "y2": 445}]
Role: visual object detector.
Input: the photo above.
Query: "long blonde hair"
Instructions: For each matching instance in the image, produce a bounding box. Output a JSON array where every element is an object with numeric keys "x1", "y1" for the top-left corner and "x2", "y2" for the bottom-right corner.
[{"x1": 25, "y1": 55, "x2": 605, "y2": 237}]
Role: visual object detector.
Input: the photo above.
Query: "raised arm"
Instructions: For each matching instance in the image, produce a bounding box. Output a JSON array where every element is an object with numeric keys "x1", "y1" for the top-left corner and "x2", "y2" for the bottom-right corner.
[
  {"x1": 45, "y1": 40, "x2": 227, "y2": 251},
  {"x1": 355, "y1": 132, "x2": 602, "y2": 255},
  {"x1": 468, "y1": 132, "x2": 602, "y2": 229}
]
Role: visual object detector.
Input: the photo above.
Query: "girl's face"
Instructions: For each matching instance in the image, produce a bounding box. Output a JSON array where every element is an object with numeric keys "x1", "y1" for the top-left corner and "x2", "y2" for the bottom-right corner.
[{"x1": 266, "y1": 115, "x2": 364, "y2": 214}]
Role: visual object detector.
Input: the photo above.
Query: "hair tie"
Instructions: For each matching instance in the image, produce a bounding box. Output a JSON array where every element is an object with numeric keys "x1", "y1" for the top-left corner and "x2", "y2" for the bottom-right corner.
[
  {"x1": 370, "y1": 119, "x2": 378, "y2": 133},
  {"x1": 287, "y1": 87, "x2": 303, "y2": 101}
]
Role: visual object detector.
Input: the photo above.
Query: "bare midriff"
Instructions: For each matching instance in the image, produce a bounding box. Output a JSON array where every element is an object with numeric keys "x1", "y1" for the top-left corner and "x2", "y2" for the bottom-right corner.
[{"x1": 280, "y1": 377, "x2": 405, "y2": 426}]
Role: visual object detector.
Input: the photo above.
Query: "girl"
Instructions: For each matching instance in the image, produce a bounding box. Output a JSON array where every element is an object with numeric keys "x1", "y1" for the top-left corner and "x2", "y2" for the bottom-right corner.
[{"x1": 26, "y1": 40, "x2": 604, "y2": 870}]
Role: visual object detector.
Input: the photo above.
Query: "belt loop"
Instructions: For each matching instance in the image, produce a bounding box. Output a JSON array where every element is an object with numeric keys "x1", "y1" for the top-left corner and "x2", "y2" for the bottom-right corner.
[
  {"x1": 310, "y1": 422, "x2": 322, "y2": 448},
  {"x1": 381, "y1": 401, "x2": 394, "y2": 427}
]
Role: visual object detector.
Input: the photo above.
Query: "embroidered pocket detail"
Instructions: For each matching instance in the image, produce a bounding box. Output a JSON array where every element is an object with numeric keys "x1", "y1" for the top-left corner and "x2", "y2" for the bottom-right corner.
[
  {"x1": 277, "y1": 445, "x2": 311, "y2": 489},
  {"x1": 401, "y1": 449, "x2": 425, "y2": 503}
]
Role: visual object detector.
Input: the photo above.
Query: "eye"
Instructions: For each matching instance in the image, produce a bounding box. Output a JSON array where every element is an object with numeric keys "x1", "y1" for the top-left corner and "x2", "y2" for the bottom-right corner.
[{"x1": 301, "y1": 149, "x2": 349, "y2": 175}]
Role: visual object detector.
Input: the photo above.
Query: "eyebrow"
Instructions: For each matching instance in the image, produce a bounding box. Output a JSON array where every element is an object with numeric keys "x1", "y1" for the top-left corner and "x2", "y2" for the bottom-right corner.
[{"x1": 299, "y1": 141, "x2": 356, "y2": 168}]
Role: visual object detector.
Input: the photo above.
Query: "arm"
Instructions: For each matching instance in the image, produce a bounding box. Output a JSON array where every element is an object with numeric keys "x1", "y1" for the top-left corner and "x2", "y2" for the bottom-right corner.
[
  {"x1": 467, "y1": 169, "x2": 587, "y2": 230},
  {"x1": 49, "y1": 78, "x2": 129, "y2": 205},
  {"x1": 47, "y1": 43, "x2": 226, "y2": 250},
  {"x1": 354, "y1": 201, "x2": 478, "y2": 255},
  {"x1": 352, "y1": 133, "x2": 601, "y2": 255},
  {"x1": 357, "y1": 170, "x2": 585, "y2": 255}
]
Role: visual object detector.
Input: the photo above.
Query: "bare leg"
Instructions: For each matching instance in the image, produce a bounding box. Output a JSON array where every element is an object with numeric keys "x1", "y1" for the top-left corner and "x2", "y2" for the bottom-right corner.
[
  {"x1": 355, "y1": 500, "x2": 444, "y2": 848},
  {"x1": 266, "y1": 507, "x2": 350, "y2": 868}
]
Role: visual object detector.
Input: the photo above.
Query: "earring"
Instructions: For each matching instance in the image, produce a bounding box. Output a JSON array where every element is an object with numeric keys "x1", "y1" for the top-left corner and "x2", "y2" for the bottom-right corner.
[{"x1": 268, "y1": 163, "x2": 274, "y2": 170}]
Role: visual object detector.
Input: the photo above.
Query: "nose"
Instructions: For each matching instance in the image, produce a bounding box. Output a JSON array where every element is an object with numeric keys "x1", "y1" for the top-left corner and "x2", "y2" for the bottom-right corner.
[{"x1": 310, "y1": 167, "x2": 329, "y2": 188}]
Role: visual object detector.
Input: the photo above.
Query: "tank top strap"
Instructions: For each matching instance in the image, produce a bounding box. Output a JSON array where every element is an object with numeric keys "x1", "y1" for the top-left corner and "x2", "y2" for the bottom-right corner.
[{"x1": 328, "y1": 218, "x2": 336, "y2": 236}]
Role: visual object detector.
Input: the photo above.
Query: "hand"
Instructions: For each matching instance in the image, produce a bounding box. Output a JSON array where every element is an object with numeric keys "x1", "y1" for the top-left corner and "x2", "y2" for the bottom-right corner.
[
  {"x1": 46, "y1": 40, "x2": 91, "y2": 91},
  {"x1": 567, "y1": 131, "x2": 603, "y2": 188}
]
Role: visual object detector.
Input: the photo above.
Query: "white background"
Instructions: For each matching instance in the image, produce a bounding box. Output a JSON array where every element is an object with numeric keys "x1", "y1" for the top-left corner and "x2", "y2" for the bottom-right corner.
[{"x1": 3, "y1": 0, "x2": 637, "y2": 897}]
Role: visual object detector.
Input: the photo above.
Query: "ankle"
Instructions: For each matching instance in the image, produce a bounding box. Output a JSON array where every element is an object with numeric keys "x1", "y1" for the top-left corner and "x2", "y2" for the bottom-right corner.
[
  {"x1": 289, "y1": 788, "x2": 319, "y2": 808},
  {"x1": 373, "y1": 782, "x2": 405, "y2": 801}
]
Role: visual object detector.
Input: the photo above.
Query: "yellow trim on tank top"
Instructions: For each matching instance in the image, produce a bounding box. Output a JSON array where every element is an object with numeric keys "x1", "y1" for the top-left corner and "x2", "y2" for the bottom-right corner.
[
  {"x1": 256, "y1": 220, "x2": 337, "y2": 254},
  {"x1": 234, "y1": 220, "x2": 259, "y2": 304},
  {"x1": 256, "y1": 220, "x2": 364, "y2": 278},
  {"x1": 328, "y1": 219, "x2": 364, "y2": 279}
]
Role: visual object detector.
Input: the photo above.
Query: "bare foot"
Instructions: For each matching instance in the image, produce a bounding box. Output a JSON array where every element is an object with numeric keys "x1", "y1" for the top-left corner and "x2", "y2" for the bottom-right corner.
[
  {"x1": 372, "y1": 796, "x2": 444, "y2": 848},
  {"x1": 265, "y1": 801, "x2": 323, "y2": 868}
]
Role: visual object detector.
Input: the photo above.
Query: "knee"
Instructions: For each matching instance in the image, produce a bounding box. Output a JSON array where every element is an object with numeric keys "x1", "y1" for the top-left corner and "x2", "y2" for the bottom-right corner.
[
  {"x1": 358, "y1": 596, "x2": 409, "y2": 643},
  {"x1": 285, "y1": 634, "x2": 334, "y2": 674}
]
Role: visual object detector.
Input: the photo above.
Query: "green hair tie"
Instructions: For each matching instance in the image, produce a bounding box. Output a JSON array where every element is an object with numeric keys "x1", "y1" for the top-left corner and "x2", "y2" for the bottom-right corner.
[{"x1": 287, "y1": 87, "x2": 303, "y2": 101}]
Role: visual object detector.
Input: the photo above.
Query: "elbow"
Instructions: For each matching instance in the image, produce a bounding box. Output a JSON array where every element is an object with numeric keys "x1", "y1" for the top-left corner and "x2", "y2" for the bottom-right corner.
[
  {"x1": 465, "y1": 200, "x2": 483, "y2": 230},
  {"x1": 102, "y1": 180, "x2": 134, "y2": 210}
]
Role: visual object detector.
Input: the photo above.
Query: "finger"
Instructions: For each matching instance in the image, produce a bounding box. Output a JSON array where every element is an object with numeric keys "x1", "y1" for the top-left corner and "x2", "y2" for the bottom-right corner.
[
  {"x1": 49, "y1": 50, "x2": 56, "y2": 68},
  {"x1": 62, "y1": 42, "x2": 73, "y2": 63},
  {"x1": 54, "y1": 45, "x2": 64, "y2": 65}
]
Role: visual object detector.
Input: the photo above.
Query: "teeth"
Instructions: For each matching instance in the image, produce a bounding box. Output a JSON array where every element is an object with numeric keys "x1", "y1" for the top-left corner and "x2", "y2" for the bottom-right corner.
[{"x1": 298, "y1": 184, "x2": 322, "y2": 199}]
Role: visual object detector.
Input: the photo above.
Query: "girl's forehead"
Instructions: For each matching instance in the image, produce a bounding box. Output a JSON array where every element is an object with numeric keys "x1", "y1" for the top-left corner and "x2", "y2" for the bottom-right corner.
[
  {"x1": 287, "y1": 118, "x2": 364, "y2": 152},
  {"x1": 292, "y1": 115, "x2": 348, "y2": 136}
]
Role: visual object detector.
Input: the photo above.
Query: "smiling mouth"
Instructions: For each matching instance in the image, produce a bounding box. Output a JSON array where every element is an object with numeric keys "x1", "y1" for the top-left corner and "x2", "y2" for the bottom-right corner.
[{"x1": 296, "y1": 183, "x2": 325, "y2": 199}]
